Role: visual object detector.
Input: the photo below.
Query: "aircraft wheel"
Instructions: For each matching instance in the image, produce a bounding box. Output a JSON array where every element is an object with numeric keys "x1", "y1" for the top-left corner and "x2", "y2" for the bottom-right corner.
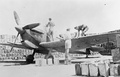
[
  {"x1": 26, "y1": 55, "x2": 34, "y2": 64},
  {"x1": 86, "y1": 48, "x2": 91, "y2": 58}
]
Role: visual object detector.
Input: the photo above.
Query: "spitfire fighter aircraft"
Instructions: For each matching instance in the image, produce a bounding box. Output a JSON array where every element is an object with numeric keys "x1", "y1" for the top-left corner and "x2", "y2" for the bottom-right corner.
[{"x1": 0, "y1": 11, "x2": 120, "y2": 63}]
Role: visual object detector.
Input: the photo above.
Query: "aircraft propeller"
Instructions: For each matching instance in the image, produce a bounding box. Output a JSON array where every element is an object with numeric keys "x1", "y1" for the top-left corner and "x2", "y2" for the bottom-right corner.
[
  {"x1": 9, "y1": 11, "x2": 40, "y2": 52},
  {"x1": 9, "y1": 33, "x2": 19, "y2": 52},
  {"x1": 9, "y1": 11, "x2": 21, "y2": 52},
  {"x1": 14, "y1": 11, "x2": 21, "y2": 25}
]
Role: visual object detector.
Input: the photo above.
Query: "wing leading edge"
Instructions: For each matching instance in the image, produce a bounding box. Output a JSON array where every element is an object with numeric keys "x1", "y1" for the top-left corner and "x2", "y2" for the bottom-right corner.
[
  {"x1": 40, "y1": 32, "x2": 120, "y2": 50},
  {"x1": 0, "y1": 42, "x2": 29, "y2": 49}
]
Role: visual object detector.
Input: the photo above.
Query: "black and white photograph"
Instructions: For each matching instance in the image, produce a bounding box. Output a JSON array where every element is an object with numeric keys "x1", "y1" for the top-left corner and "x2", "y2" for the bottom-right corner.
[{"x1": 0, "y1": 0, "x2": 120, "y2": 77}]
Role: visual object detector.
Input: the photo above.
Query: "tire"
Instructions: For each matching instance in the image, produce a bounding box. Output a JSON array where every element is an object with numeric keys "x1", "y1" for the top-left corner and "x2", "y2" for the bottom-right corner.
[{"x1": 26, "y1": 55, "x2": 34, "y2": 64}]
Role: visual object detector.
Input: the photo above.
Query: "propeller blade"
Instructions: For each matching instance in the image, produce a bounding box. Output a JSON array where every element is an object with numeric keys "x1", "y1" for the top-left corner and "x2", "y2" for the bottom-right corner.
[
  {"x1": 10, "y1": 33, "x2": 19, "y2": 52},
  {"x1": 23, "y1": 23, "x2": 40, "y2": 29},
  {"x1": 9, "y1": 45, "x2": 14, "y2": 52},
  {"x1": 14, "y1": 11, "x2": 21, "y2": 25},
  {"x1": 31, "y1": 28, "x2": 44, "y2": 34}
]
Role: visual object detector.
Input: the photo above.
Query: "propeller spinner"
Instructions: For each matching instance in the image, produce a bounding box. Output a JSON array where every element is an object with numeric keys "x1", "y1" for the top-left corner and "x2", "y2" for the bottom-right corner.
[{"x1": 23, "y1": 23, "x2": 40, "y2": 29}]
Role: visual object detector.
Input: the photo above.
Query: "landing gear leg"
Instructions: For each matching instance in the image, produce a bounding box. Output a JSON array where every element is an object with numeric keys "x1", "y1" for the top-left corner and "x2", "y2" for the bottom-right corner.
[
  {"x1": 26, "y1": 50, "x2": 36, "y2": 64},
  {"x1": 44, "y1": 51, "x2": 54, "y2": 64},
  {"x1": 86, "y1": 48, "x2": 91, "y2": 58}
]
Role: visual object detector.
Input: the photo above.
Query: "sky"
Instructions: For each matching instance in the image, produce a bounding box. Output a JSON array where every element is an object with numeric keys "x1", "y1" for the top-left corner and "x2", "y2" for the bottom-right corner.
[{"x1": 0, "y1": 0, "x2": 120, "y2": 37}]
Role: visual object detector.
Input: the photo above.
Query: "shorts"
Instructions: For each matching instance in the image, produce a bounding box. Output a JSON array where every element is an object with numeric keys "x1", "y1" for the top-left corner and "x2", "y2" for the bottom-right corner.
[{"x1": 65, "y1": 40, "x2": 72, "y2": 49}]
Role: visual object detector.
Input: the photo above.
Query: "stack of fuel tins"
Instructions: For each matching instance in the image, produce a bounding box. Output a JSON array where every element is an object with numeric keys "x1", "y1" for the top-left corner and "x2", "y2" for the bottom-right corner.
[
  {"x1": 35, "y1": 58, "x2": 59, "y2": 66},
  {"x1": 75, "y1": 59, "x2": 120, "y2": 77},
  {"x1": 75, "y1": 34, "x2": 120, "y2": 77}
]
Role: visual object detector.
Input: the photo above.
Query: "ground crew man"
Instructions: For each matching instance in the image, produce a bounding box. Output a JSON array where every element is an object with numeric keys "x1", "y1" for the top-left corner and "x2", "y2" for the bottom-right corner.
[
  {"x1": 74, "y1": 24, "x2": 89, "y2": 37},
  {"x1": 46, "y1": 18, "x2": 55, "y2": 41},
  {"x1": 64, "y1": 28, "x2": 72, "y2": 65}
]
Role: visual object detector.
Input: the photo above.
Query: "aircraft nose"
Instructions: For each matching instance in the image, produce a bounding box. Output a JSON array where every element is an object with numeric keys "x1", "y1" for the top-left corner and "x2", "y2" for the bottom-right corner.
[{"x1": 15, "y1": 27, "x2": 24, "y2": 34}]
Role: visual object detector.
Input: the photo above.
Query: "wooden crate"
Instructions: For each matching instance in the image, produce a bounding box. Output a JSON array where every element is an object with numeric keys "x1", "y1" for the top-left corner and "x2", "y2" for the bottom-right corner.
[
  {"x1": 47, "y1": 58, "x2": 53, "y2": 65},
  {"x1": 35, "y1": 59, "x2": 47, "y2": 66},
  {"x1": 54, "y1": 58, "x2": 59, "y2": 65},
  {"x1": 111, "y1": 49, "x2": 120, "y2": 62}
]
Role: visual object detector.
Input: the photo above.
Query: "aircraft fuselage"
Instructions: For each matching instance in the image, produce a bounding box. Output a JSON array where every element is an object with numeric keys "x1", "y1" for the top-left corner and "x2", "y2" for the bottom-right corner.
[{"x1": 16, "y1": 27, "x2": 49, "y2": 54}]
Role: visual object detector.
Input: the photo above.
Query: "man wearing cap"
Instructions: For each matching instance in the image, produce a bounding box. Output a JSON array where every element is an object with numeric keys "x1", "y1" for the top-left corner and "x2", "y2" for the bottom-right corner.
[
  {"x1": 46, "y1": 18, "x2": 55, "y2": 41},
  {"x1": 64, "y1": 28, "x2": 72, "y2": 65}
]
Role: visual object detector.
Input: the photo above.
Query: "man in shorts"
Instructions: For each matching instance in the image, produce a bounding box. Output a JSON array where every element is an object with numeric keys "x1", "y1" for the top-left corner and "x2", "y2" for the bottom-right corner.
[
  {"x1": 64, "y1": 28, "x2": 72, "y2": 65},
  {"x1": 46, "y1": 18, "x2": 55, "y2": 41}
]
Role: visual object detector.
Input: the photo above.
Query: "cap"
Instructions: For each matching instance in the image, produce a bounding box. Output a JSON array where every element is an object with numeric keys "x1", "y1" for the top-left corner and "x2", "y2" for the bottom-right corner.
[
  {"x1": 66, "y1": 28, "x2": 70, "y2": 31},
  {"x1": 49, "y1": 18, "x2": 52, "y2": 21}
]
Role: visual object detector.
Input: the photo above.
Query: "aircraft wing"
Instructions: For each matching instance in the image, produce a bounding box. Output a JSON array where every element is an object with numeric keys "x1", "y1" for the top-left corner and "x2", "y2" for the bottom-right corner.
[
  {"x1": 40, "y1": 32, "x2": 119, "y2": 52},
  {"x1": 0, "y1": 42, "x2": 29, "y2": 49}
]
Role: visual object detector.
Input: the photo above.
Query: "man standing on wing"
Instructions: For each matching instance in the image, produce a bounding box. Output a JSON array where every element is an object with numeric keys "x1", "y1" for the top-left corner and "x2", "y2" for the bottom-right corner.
[
  {"x1": 64, "y1": 28, "x2": 72, "y2": 65},
  {"x1": 46, "y1": 18, "x2": 55, "y2": 41}
]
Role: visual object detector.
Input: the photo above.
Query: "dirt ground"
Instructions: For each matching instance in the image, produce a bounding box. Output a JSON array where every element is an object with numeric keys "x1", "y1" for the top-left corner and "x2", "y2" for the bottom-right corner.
[
  {"x1": 0, "y1": 55, "x2": 112, "y2": 77},
  {"x1": 0, "y1": 62, "x2": 76, "y2": 77}
]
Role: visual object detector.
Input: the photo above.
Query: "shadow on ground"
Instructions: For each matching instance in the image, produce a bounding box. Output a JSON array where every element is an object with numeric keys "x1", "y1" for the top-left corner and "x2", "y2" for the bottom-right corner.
[
  {"x1": 0, "y1": 61, "x2": 35, "y2": 66},
  {"x1": 0, "y1": 56, "x2": 100, "y2": 66},
  {"x1": 74, "y1": 56, "x2": 100, "y2": 59}
]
